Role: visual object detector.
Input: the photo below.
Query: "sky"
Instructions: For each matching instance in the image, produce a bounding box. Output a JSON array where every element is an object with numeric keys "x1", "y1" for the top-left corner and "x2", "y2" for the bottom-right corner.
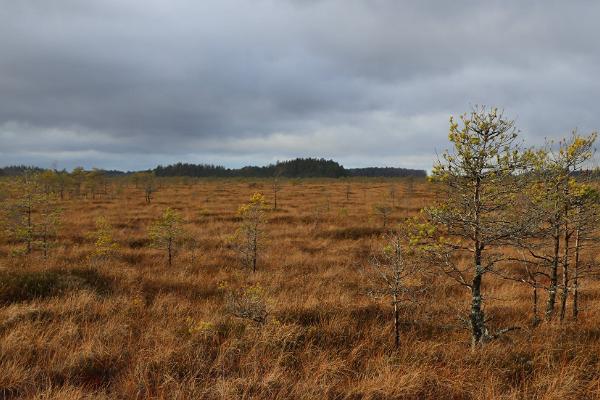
[{"x1": 1, "y1": 0, "x2": 599, "y2": 171}]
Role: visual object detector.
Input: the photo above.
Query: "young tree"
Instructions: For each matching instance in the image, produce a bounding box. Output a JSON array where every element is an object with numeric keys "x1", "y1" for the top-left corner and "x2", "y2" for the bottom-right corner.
[
  {"x1": 70, "y1": 167, "x2": 86, "y2": 198},
  {"x1": 424, "y1": 107, "x2": 533, "y2": 348},
  {"x1": 272, "y1": 178, "x2": 281, "y2": 210},
  {"x1": 36, "y1": 193, "x2": 61, "y2": 258},
  {"x1": 320, "y1": 187, "x2": 331, "y2": 212},
  {"x1": 234, "y1": 193, "x2": 267, "y2": 272},
  {"x1": 142, "y1": 173, "x2": 156, "y2": 204},
  {"x1": 403, "y1": 177, "x2": 415, "y2": 215},
  {"x1": 373, "y1": 203, "x2": 393, "y2": 229},
  {"x1": 39, "y1": 170, "x2": 58, "y2": 195},
  {"x1": 389, "y1": 185, "x2": 397, "y2": 208},
  {"x1": 54, "y1": 170, "x2": 69, "y2": 200},
  {"x1": 91, "y1": 216, "x2": 119, "y2": 262},
  {"x1": 149, "y1": 207, "x2": 184, "y2": 266},
  {"x1": 518, "y1": 132, "x2": 596, "y2": 321},
  {"x1": 3, "y1": 173, "x2": 62, "y2": 256},
  {"x1": 85, "y1": 168, "x2": 105, "y2": 199},
  {"x1": 132, "y1": 172, "x2": 156, "y2": 203},
  {"x1": 363, "y1": 233, "x2": 419, "y2": 348},
  {"x1": 4, "y1": 173, "x2": 43, "y2": 254},
  {"x1": 569, "y1": 183, "x2": 600, "y2": 320}
]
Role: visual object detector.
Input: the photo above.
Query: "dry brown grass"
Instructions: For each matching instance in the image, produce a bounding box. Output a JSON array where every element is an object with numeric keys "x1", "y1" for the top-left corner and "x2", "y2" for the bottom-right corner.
[{"x1": 1, "y1": 178, "x2": 600, "y2": 399}]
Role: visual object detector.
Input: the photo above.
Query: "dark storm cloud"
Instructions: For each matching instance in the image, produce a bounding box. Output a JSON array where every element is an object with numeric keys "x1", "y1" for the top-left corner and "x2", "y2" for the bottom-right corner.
[{"x1": 1, "y1": 0, "x2": 599, "y2": 170}]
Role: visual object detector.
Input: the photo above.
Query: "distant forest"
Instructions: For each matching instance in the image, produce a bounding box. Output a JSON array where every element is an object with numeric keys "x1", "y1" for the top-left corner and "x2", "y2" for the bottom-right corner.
[
  {"x1": 0, "y1": 158, "x2": 427, "y2": 178},
  {"x1": 154, "y1": 158, "x2": 427, "y2": 178}
]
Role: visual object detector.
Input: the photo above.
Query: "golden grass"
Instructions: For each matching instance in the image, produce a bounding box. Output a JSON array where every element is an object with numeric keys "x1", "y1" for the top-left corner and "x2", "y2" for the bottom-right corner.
[{"x1": 1, "y1": 178, "x2": 600, "y2": 399}]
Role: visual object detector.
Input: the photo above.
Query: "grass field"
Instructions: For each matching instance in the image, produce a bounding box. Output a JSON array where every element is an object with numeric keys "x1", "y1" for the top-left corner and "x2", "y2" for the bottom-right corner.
[{"x1": 1, "y1": 178, "x2": 600, "y2": 399}]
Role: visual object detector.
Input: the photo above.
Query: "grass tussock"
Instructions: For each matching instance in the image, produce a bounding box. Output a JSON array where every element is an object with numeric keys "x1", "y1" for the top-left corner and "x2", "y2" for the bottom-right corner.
[{"x1": 0, "y1": 268, "x2": 113, "y2": 304}]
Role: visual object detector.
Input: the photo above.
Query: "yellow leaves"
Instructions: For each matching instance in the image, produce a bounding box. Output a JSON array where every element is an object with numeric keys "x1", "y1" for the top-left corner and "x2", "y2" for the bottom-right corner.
[
  {"x1": 245, "y1": 284, "x2": 265, "y2": 299},
  {"x1": 148, "y1": 207, "x2": 185, "y2": 249},
  {"x1": 238, "y1": 192, "x2": 267, "y2": 216},
  {"x1": 186, "y1": 317, "x2": 215, "y2": 336},
  {"x1": 571, "y1": 182, "x2": 600, "y2": 204},
  {"x1": 382, "y1": 244, "x2": 394, "y2": 255},
  {"x1": 237, "y1": 204, "x2": 250, "y2": 215},
  {"x1": 250, "y1": 192, "x2": 266, "y2": 204},
  {"x1": 91, "y1": 216, "x2": 118, "y2": 259}
]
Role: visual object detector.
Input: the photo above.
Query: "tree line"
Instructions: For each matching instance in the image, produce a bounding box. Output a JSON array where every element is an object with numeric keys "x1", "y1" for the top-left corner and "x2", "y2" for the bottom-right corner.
[
  {"x1": 1, "y1": 159, "x2": 426, "y2": 180},
  {"x1": 154, "y1": 158, "x2": 426, "y2": 178}
]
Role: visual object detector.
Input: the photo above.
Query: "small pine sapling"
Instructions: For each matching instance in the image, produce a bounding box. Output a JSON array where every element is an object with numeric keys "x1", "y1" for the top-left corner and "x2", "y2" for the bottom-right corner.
[{"x1": 149, "y1": 207, "x2": 184, "y2": 266}]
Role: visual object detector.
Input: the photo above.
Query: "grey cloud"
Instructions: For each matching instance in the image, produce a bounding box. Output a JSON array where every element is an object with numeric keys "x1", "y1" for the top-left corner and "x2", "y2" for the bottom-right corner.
[{"x1": 1, "y1": 0, "x2": 599, "y2": 170}]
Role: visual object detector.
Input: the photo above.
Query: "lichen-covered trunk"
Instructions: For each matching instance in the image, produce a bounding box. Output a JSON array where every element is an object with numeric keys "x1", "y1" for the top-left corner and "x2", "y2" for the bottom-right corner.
[
  {"x1": 470, "y1": 259, "x2": 485, "y2": 349},
  {"x1": 559, "y1": 225, "x2": 570, "y2": 322},
  {"x1": 470, "y1": 176, "x2": 485, "y2": 349},
  {"x1": 393, "y1": 293, "x2": 400, "y2": 348},
  {"x1": 573, "y1": 227, "x2": 581, "y2": 320},
  {"x1": 532, "y1": 282, "x2": 540, "y2": 326},
  {"x1": 545, "y1": 221, "x2": 560, "y2": 320}
]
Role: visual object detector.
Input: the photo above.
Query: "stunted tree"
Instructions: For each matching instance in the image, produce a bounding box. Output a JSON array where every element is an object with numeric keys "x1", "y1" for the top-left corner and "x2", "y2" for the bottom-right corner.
[
  {"x1": 4, "y1": 173, "x2": 42, "y2": 254},
  {"x1": 403, "y1": 177, "x2": 415, "y2": 215},
  {"x1": 91, "y1": 216, "x2": 119, "y2": 262},
  {"x1": 133, "y1": 172, "x2": 156, "y2": 203},
  {"x1": 70, "y1": 167, "x2": 86, "y2": 198},
  {"x1": 144, "y1": 174, "x2": 156, "y2": 204},
  {"x1": 54, "y1": 170, "x2": 69, "y2": 200},
  {"x1": 85, "y1": 168, "x2": 105, "y2": 199},
  {"x1": 234, "y1": 193, "x2": 267, "y2": 272},
  {"x1": 569, "y1": 183, "x2": 600, "y2": 320},
  {"x1": 363, "y1": 233, "x2": 419, "y2": 348},
  {"x1": 3, "y1": 173, "x2": 61, "y2": 256},
  {"x1": 373, "y1": 203, "x2": 393, "y2": 229},
  {"x1": 149, "y1": 207, "x2": 184, "y2": 266},
  {"x1": 389, "y1": 186, "x2": 397, "y2": 208},
  {"x1": 424, "y1": 107, "x2": 533, "y2": 348},
  {"x1": 37, "y1": 193, "x2": 61, "y2": 258},
  {"x1": 272, "y1": 178, "x2": 281, "y2": 210},
  {"x1": 39, "y1": 170, "x2": 57, "y2": 195},
  {"x1": 519, "y1": 132, "x2": 596, "y2": 321}
]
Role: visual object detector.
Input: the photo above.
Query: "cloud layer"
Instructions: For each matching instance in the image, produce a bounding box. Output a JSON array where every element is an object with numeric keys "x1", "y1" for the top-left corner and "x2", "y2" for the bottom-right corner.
[{"x1": 1, "y1": 0, "x2": 599, "y2": 170}]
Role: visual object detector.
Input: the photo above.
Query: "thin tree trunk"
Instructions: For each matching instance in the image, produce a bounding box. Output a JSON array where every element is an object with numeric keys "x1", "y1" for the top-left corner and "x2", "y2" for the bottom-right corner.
[
  {"x1": 42, "y1": 230, "x2": 47, "y2": 259},
  {"x1": 545, "y1": 220, "x2": 560, "y2": 320},
  {"x1": 573, "y1": 226, "x2": 581, "y2": 320},
  {"x1": 252, "y1": 230, "x2": 257, "y2": 273},
  {"x1": 471, "y1": 176, "x2": 485, "y2": 349},
  {"x1": 532, "y1": 281, "x2": 540, "y2": 326},
  {"x1": 27, "y1": 203, "x2": 32, "y2": 254},
  {"x1": 168, "y1": 237, "x2": 172, "y2": 266},
  {"x1": 470, "y1": 261, "x2": 485, "y2": 349},
  {"x1": 393, "y1": 294, "x2": 400, "y2": 348},
  {"x1": 559, "y1": 223, "x2": 570, "y2": 322}
]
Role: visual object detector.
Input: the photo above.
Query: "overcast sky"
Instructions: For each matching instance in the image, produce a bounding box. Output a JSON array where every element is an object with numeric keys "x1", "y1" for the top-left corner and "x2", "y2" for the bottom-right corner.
[{"x1": 1, "y1": 0, "x2": 599, "y2": 171}]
